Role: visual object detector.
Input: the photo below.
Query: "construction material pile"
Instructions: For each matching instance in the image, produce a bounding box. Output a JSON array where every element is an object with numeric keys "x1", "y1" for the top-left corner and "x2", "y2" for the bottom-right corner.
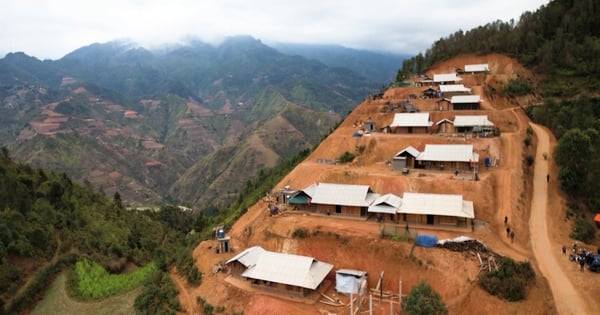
[
  {"x1": 436, "y1": 236, "x2": 503, "y2": 272},
  {"x1": 436, "y1": 238, "x2": 488, "y2": 252}
]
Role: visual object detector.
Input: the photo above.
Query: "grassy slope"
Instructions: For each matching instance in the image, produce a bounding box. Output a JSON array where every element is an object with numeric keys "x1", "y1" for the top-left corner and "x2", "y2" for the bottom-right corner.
[{"x1": 30, "y1": 273, "x2": 139, "y2": 315}]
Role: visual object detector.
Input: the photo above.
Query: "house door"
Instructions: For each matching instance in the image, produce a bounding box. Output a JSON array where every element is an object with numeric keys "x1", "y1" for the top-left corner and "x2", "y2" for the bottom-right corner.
[
  {"x1": 427, "y1": 215, "x2": 434, "y2": 225},
  {"x1": 360, "y1": 207, "x2": 367, "y2": 217},
  {"x1": 335, "y1": 205, "x2": 342, "y2": 214}
]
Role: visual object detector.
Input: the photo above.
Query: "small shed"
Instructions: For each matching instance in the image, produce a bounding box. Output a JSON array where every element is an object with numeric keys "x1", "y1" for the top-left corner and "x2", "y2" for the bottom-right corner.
[
  {"x1": 422, "y1": 87, "x2": 437, "y2": 99},
  {"x1": 435, "y1": 118, "x2": 454, "y2": 133},
  {"x1": 335, "y1": 269, "x2": 367, "y2": 295},
  {"x1": 393, "y1": 146, "x2": 420, "y2": 170},
  {"x1": 363, "y1": 121, "x2": 376, "y2": 132}
]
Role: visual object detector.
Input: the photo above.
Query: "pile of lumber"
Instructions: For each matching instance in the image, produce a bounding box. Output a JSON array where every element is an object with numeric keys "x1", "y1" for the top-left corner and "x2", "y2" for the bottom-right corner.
[
  {"x1": 436, "y1": 239, "x2": 488, "y2": 252},
  {"x1": 319, "y1": 292, "x2": 344, "y2": 307}
]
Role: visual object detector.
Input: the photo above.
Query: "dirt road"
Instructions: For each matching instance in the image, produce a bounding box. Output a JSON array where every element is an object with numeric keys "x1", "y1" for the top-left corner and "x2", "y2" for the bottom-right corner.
[{"x1": 529, "y1": 123, "x2": 592, "y2": 315}]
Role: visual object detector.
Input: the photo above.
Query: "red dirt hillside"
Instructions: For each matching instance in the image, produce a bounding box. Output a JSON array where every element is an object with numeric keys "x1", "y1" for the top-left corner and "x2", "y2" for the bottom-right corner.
[{"x1": 173, "y1": 54, "x2": 599, "y2": 315}]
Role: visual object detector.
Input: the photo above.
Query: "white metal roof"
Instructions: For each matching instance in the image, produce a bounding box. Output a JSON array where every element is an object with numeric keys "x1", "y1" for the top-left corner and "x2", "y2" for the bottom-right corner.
[
  {"x1": 390, "y1": 113, "x2": 432, "y2": 128},
  {"x1": 451, "y1": 95, "x2": 480, "y2": 104},
  {"x1": 439, "y1": 84, "x2": 471, "y2": 93},
  {"x1": 464, "y1": 64, "x2": 489, "y2": 72},
  {"x1": 394, "y1": 145, "x2": 421, "y2": 158},
  {"x1": 310, "y1": 183, "x2": 376, "y2": 207},
  {"x1": 226, "y1": 245, "x2": 266, "y2": 266},
  {"x1": 301, "y1": 183, "x2": 318, "y2": 198},
  {"x1": 368, "y1": 193, "x2": 402, "y2": 214},
  {"x1": 433, "y1": 73, "x2": 463, "y2": 83},
  {"x1": 435, "y1": 118, "x2": 453, "y2": 126},
  {"x1": 399, "y1": 192, "x2": 475, "y2": 218},
  {"x1": 336, "y1": 269, "x2": 367, "y2": 277},
  {"x1": 241, "y1": 250, "x2": 333, "y2": 290},
  {"x1": 416, "y1": 144, "x2": 479, "y2": 163},
  {"x1": 453, "y1": 115, "x2": 494, "y2": 127}
]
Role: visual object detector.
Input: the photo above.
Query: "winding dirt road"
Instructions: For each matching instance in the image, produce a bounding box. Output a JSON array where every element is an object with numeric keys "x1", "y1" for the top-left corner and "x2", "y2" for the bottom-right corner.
[{"x1": 529, "y1": 123, "x2": 592, "y2": 315}]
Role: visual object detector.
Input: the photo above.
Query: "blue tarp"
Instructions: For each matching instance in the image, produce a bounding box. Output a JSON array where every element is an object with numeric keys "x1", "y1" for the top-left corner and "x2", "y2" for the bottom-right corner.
[{"x1": 415, "y1": 235, "x2": 437, "y2": 247}]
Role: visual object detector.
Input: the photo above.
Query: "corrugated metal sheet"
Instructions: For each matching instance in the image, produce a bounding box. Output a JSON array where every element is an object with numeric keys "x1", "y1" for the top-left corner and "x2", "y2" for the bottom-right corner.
[
  {"x1": 394, "y1": 145, "x2": 421, "y2": 158},
  {"x1": 439, "y1": 84, "x2": 471, "y2": 93},
  {"x1": 226, "y1": 246, "x2": 266, "y2": 266},
  {"x1": 368, "y1": 193, "x2": 402, "y2": 214},
  {"x1": 416, "y1": 144, "x2": 479, "y2": 162},
  {"x1": 390, "y1": 113, "x2": 432, "y2": 127},
  {"x1": 453, "y1": 115, "x2": 494, "y2": 127},
  {"x1": 464, "y1": 64, "x2": 489, "y2": 72},
  {"x1": 302, "y1": 183, "x2": 318, "y2": 198},
  {"x1": 241, "y1": 250, "x2": 333, "y2": 290},
  {"x1": 433, "y1": 73, "x2": 463, "y2": 83},
  {"x1": 400, "y1": 192, "x2": 474, "y2": 218},
  {"x1": 311, "y1": 183, "x2": 374, "y2": 207},
  {"x1": 451, "y1": 95, "x2": 480, "y2": 104}
]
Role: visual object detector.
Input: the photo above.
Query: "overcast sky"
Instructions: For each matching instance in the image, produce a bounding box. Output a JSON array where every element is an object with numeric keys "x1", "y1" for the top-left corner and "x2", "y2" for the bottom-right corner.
[{"x1": 1, "y1": 0, "x2": 549, "y2": 60}]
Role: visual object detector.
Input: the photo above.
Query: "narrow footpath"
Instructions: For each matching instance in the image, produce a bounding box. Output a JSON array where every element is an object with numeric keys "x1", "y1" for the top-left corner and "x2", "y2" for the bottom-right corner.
[{"x1": 528, "y1": 123, "x2": 591, "y2": 315}]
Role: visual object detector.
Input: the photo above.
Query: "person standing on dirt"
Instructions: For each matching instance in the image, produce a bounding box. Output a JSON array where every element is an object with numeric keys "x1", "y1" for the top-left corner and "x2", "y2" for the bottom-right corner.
[
  {"x1": 579, "y1": 256, "x2": 585, "y2": 271},
  {"x1": 405, "y1": 223, "x2": 409, "y2": 236},
  {"x1": 506, "y1": 226, "x2": 510, "y2": 238},
  {"x1": 504, "y1": 216, "x2": 508, "y2": 226},
  {"x1": 547, "y1": 174, "x2": 550, "y2": 183},
  {"x1": 510, "y1": 230, "x2": 515, "y2": 243},
  {"x1": 562, "y1": 245, "x2": 567, "y2": 256}
]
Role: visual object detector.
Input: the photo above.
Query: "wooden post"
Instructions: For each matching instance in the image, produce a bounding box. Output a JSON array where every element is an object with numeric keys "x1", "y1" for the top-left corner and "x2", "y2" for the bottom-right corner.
[
  {"x1": 399, "y1": 277, "x2": 402, "y2": 310},
  {"x1": 350, "y1": 291, "x2": 353, "y2": 315},
  {"x1": 369, "y1": 294, "x2": 372, "y2": 315}
]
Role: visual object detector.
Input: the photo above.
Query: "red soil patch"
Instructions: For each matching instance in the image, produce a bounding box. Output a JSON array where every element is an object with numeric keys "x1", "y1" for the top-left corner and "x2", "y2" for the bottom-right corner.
[{"x1": 175, "y1": 54, "x2": 597, "y2": 315}]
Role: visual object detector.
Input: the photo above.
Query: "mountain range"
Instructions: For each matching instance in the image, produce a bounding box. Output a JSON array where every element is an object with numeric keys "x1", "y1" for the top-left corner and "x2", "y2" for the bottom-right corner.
[{"x1": 0, "y1": 36, "x2": 404, "y2": 209}]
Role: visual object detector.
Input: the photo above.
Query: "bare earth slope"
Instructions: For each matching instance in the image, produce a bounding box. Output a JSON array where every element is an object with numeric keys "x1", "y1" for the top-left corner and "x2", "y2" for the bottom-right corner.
[{"x1": 174, "y1": 54, "x2": 599, "y2": 315}]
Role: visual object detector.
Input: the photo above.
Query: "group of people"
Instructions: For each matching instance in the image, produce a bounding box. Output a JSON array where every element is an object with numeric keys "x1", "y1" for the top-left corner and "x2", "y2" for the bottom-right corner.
[
  {"x1": 504, "y1": 216, "x2": 515, "y2": 243},
  {"x1": 565, "y1": 242, "x2": 599, "y2": 271}
]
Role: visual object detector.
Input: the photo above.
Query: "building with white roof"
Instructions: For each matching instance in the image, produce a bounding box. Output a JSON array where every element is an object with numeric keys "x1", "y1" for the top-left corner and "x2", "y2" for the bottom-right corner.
[
  {"x1": 450, "y1": 95, "x2": 481, "y2": 110},
  {"x1": 414, "y1": 144, "x2": 479, "y2": 170},
  {"x1": 226, "y1": 246, "x2": 333, "y2": 297},
  {"x1": 453, "y1": 115, "x2": 495, "y2": 133},
  {"x1": 438, "y1": 84, "x2": 472, "y2": 96},
  {"x1": 389, "y1": 113, "x2": 433, "y2": 134},
  {"x1": 433, "y1": 73, "x2": 463, "y2": 84},
  {"x1": 464, "y1": 64, "x2": 489, "y2": 73},
  {"x1": 399, "y1": 192, "x2": 474, "y2": 228},
  {"x1": 309, "y1": 182, "x2": 378, "y2": 216}
]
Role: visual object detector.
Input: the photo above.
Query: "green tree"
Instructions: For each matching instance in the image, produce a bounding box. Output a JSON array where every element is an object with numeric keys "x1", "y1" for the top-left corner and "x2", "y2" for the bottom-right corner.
[
  {"x1": 401, "y1": 280, "x2": 448, "y2": 315},
  {"x1": 553, "y1": 128, "x2": 592, "y2": 195}
]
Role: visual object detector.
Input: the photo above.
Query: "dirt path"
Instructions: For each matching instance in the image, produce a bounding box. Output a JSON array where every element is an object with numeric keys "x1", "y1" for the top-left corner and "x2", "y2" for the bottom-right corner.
[
  {"x1": 529, "y1": 123, "x2": 592, "y2": 315},
  {"x1": 170, "y1": 271, "x2": 197, "y2": 314}
]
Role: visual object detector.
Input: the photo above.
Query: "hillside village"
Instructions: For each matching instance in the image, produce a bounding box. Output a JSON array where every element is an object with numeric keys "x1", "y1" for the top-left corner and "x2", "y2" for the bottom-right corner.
[{"x1": 173, "y1": 54, "x2": 600, "y2": 315}]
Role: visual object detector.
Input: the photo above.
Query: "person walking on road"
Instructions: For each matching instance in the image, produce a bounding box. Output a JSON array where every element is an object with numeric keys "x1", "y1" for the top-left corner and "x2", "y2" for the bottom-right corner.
[
  {"x1": 510, "y1": 230, "x2": 515, "y2": 243},
  {"x1": 504, "y1": 216, "x2": 508, "y2": 226},
  {"x1": 506, "y1": 226, "x2": 511, "y2": 238},
  {"x1": 580, "y1": 256, "x2": 585, "y2": 271},
  {"x1": 562, "y1": 245, "x2": 567, "y2": 256}
]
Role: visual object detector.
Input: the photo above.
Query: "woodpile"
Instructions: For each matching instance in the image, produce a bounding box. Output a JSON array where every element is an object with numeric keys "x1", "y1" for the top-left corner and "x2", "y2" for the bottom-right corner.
[
  {"x1": 436, "y1": 239, "x2": 488, "y2": 252},
  {"x1": 437, "y1": 239, "x2": 503, "y2": 273}
]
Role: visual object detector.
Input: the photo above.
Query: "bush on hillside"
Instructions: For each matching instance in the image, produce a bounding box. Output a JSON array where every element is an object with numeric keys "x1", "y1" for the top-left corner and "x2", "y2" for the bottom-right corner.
[
  {"x1": 337, "y1": 151, "x2": 355, "y2": 163},
  {"x1": 401, "y1": 280, "x2": 447, "y2": 315},
  {"x1": 478, "y1": 257, "x2": 535, "y2": 301}
]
